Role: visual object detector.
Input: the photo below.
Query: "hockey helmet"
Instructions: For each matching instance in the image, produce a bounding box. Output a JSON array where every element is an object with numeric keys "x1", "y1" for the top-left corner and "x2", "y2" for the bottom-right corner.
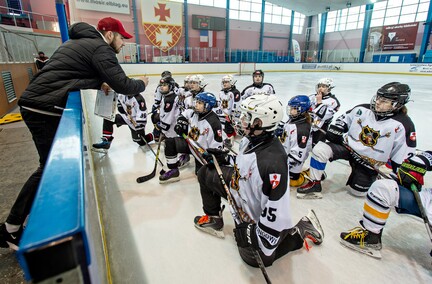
[
  {"x1": 195, "y1": 92, "x2": 217, "y2": 113},
  {"x1": 371, "y1": 82, "x2": 411, "y2": 117},
  {"x1": 161, "y1": 70, "x2": 172, "y2": 78},
  {"x1": 189, "y1": 74, "x2": 206, "y2": 89},
  {"x1": 239, "y1": 93, "x2": 283, "y2": 132},
  {"x1": 159, "y1": 76, "x2": 176, "y2": 94},
  {"x1": 315, "y1": 78, "x2": 335, "y2": 92},
  {"x1": 221, "y1": 74, "x2": 236, "y2": 89},
  {"x1": 252, "y1": 70, "x2": 264, "y2": 87},
  {"x1": 287, "y1": 95, "x2": 311, "y2": 119}
]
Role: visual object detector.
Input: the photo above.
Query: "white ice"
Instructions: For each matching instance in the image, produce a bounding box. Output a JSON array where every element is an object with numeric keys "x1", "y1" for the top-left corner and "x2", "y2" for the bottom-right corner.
[{"x1": 83, "y1": 71, "x2": 432, "y2": 284}]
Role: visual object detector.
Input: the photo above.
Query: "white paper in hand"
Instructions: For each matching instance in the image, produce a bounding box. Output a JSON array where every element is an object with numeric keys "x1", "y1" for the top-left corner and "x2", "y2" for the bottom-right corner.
[{"x1": 94, "y1": 90, "x2": 117, "y2": 121}]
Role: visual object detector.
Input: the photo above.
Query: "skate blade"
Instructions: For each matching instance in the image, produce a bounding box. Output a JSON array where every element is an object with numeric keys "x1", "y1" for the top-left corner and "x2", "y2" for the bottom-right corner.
[
  {"x1": 339, "y1": 239, "x2": 382, "y2": 259},
  {"x1": 6, "y1": 241, "x2": 19, "y2": 251},
  {"x1": 91, "y1": 148, "x2": 108, "y2": 154},
  {"x1": 297, "y1": 192, "x2": 323, "y2": 199},
  {"x1": 194, "y1": 225, "x2": 225, "y2": 239},
  {"x1": 159, "y1": 177, "x2": 180, "y2": 184},
  {"x1": 307, "y1": 209, "x2": 324, "y2": 240}
]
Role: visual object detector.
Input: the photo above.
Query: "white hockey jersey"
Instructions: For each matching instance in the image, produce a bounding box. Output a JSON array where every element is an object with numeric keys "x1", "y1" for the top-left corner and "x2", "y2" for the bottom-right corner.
[
  {"x1": 117, "y1": 93, "x2": 148, "y2": 131},
  {"x1": 309, "y1": 93, "x2": 340, "y2": 131},
  {"x1": 159, "y1": 91, "x2": 181, "y2": 138},
  {"x1": 181, "y1": 109, "x2": 223, "y2": 149},
  {"x1": 241, "y1": 83, "x2": 275, "y2": 100},
  {"x1": 214, "y1": 87, "x2": 241, "y2": 124},
  {"x1": 340, "y1": 104, "x2": 416, "y2": 166},
  {"x1": 230, "y1": 136, "x2": 293, "y2": 256}
]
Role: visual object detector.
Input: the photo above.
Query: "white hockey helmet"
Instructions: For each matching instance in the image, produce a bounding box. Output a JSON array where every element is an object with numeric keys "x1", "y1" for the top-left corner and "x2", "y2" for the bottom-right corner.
[
  {"x1": 315, "y1": 78, "x2": 335, "y2": 92},
  {"x1": 189, "y1": 74, "x2": 206, "y2": 89},
  {"x1": 221, "y1": 74, "x2": 236, "y2": 89},
  {"x1": 239, "y1": 93, "x2": 283, "y2": 132}
]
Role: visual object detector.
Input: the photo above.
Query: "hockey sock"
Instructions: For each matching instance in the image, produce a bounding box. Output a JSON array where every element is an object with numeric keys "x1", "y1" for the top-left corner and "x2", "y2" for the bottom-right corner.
[{"x1": 362, "y1": 192, "x2": 390, "y2": 233}]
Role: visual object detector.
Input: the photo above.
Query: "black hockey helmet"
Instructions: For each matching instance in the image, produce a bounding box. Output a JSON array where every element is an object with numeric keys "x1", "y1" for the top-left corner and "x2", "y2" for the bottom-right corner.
[
  {"x1": 371, "y1": 82, "x2": 410, "y2": 117},
  {"x1": 161, "y1": 70, "x2": 172, "y2": 78},
  {"x1": 252, "y1": 69, "x2": 264, "y2": 78},
  {"x1": 159, "y1": 76, "x2": 176, "y2": 94}
]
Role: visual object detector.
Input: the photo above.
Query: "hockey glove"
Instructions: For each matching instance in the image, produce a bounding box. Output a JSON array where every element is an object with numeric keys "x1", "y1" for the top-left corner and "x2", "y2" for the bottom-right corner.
[
  {"x1": 288, "y1": 154, "x2": 301, "y2": 169},
  {"x1": 325, "y1": 123, "x2": 347, "y2": 145},
  {"x1": 398, "y1": 159, "x2": 428, "y2": 191},
  {"x1": 175, "y1": 116, "x2": 189, "y2": 136},
  {"x1": 203, "y1": 148, "x2": 230, "y2": 168},
  {"x1": 233, "y1": 222, "x2": 259, "y2": 249},
  {"x1": 151, "y1": 104, "x2": 159, "y2": 114},
  {"x1": 274, "y1": 122, "x2": 285, "y2": 138}
]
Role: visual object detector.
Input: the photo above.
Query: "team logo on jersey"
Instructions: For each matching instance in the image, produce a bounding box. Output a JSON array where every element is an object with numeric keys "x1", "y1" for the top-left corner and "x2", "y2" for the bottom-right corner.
[
  {"x1": 217, "y1": 129, "x2": 222, "y2": 137},
  {"x1": 269, "y1": 174, "x2": 281, "y2": 189},
  {"x1": 356, "y1": 109, "x2": 362, "y2": 116},
  {"x1": 231, "y1": 164, "x2": 240, "y2": 191},
  {"x1": 222, "y1": 99, "x2": 229, "y2": 109},
  {"x1": 279, "y1": 131, "x2": 287, "y2": 143},
  {"x1": 410, "y1": 132, "x2": 416, "y2": 141},
  {"x1": 141, "y1": 102, "x2": 145, "y2": 108},
  {"x1": 359, "y1": 125, "x2": 379, "y2": 147},
  {"x1": 142, "y1": 0, "x2": 183, "y2": 52},
  {"x1": 189, "y1": 126, "x2": 200, "y2": 141},
  {"x1": 301, "y1": 136, "x2": 307, "y2": 144}
]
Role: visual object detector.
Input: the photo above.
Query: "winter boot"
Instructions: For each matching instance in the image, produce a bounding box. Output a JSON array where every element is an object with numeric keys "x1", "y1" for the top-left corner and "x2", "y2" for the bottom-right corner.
[
  {"x1": 295, "y1": 210, "x2": 324, "y2": 250},
  {"x1": 0, "y1": 223, "x2": 23, "y2": 251},
  {"x1": 194, "y1": 206, "x2": 225, "y2": 238},
  {"x1": 178, "y1": 154, "x2": 190, "y2": 168},
  {"x1": 92, "y1": 137, "x2": 112, "y2": 153},
  {"x1": 297, "y1": 180, "x2": 322, "y2": 199},
  {"x1": 340, "y1": 226, "x2": 382, "y2": 259},
  {"x1": 159, "y1": 168, "x2": 180, "y2": 184}
]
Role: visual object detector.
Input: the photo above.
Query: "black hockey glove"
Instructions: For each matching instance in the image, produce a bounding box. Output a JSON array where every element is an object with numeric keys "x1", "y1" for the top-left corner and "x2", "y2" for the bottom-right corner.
[
  {"x1": 274, "y1": 122, "x2": 284, "y2": 138},
  {"x1": 151, "y1": 104, "x2": 159, "y2": 114},
  {"x1": 233, "y1": 222, "x2": 259, "y2": 249},
  {"x1": 175, "y1": 116, "x2": 189, "y2": 136},
  {"x1": 326, "y1": 122, "x2": 347, "y2": 145},
  {"x1": 397, "y1": 151, "x2": 432, "y2": 191},
  {"x1": 203, "y1": 148, "x2": 230, "y2": 168}
]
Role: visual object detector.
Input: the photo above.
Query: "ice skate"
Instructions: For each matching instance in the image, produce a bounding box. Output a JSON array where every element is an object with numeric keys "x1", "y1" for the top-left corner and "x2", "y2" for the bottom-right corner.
[
  {"x1": 297, "y1": 180, "x2": 322, "y2": 199},
  {"x1": 178, "y1": 154, "x2": 190, "y2": 169},
  {"x1": 159, "y1": 168, "x2": 180, "y2": 184},
  {"x1": 340, "y1": 226, "x2": 382, "y2": 259},
  {"x1": 0, "y1": 223, "x2": 23, "y2": 251},
  {"x1": 295, "y1": 209, "x2": 324, "y2": 249},
  {"x1": 92, "y1": 137, "x2": 112, "y2": 154},
  {"x1": 194, "y1": 206, "x2": 225, "y2": 238}
]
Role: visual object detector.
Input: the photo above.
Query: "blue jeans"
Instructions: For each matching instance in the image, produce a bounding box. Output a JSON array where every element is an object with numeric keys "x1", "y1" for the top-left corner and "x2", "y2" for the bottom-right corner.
[{"x1": 6, "y1": 108, "x2": 61, "y2": 225}]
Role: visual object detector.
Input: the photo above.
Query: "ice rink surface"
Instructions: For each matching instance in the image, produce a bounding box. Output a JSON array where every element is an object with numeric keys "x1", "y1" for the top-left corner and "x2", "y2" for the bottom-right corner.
[{"x1": 83, "y1": 72, "x2": 432, "y2": 284}]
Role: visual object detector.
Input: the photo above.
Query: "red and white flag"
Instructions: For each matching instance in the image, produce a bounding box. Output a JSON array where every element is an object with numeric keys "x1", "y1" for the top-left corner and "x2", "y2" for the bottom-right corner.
[{"x1": 200, "y1": 30, "x2": 216, "y2": 48}]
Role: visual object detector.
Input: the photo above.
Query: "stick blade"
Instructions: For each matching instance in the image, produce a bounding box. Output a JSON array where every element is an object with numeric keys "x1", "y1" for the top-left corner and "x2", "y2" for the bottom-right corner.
[{"x1": 136, "y1": 170, "x2": 156, "y2": 183}]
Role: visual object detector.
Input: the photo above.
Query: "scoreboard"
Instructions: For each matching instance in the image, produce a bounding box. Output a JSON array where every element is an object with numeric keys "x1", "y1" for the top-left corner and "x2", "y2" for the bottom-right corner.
[{"x1": 192, "y1": 14, "x2": 226, "y2": 31}]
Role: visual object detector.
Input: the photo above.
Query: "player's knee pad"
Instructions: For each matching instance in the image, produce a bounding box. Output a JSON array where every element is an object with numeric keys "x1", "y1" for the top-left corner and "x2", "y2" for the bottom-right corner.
[
  {"x1": 311, "y1": 141, "x2": 333, "y2": 163},
  {"x1": 347, "y1": 165, "x2": 378, "y2": 196}
]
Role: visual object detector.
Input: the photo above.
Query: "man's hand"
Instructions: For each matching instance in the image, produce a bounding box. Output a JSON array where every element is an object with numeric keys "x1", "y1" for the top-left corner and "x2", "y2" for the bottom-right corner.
[
  {"x1": 101, "y1": 82, "x2": 112, "y2": 95},
  {"x1": 138, "y1": 75, "x2": 149, "y2": 87}
]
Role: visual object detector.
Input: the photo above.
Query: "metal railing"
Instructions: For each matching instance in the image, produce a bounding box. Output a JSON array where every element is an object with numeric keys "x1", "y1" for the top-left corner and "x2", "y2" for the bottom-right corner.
[{"x1": 0, "y1": 5, "x2": 59, "y2": 31}]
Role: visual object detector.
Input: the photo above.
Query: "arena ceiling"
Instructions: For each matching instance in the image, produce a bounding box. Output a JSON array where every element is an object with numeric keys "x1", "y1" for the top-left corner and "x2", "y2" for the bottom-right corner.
[{"x1": 266, "y1": 0, "x2": 385, "y2": 16}]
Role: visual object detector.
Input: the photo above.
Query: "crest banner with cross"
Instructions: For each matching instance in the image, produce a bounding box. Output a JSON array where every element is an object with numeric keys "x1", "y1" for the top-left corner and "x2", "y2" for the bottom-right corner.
[{"x1": 142, "y1": 0, "x2": 183, "y2": 52}]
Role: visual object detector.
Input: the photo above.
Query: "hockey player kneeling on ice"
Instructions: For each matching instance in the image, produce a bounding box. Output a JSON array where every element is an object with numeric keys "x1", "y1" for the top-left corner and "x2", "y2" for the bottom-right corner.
[
  {"x1": 340, "y1": 151, "x2": 432, "y2": 259},
  {"x1": 193, "y1": 94, "x2": 324, "y2": 267},
  {"x1": 159, "y1": 92, "x2": 223, "y2": 183},
  {"x1": 298, "y1": 82, "x2": 417, "y2": 199},
  {"x1": 276, "y1": 95, "x2": 313, "y2": 187},
  {"x1": 93, "y1": 92, "x2": 153, "y2": 153},
  {"x1": 240, "y1": 70, "x2": 275, "y2": 101}
]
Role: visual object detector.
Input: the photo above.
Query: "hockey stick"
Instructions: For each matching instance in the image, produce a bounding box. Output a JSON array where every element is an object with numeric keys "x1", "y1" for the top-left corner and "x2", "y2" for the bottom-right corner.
[
  {"x1": 411, "y1": 184, "x2": 432, "y2": 251},
  {"x1": 212, "y1": 156, "x2": 272, "y2": 284},
  {"x1": 140, "y1": 136, "x2": 164, "y2": 168},
  {"x1": 181, "y1": 133, "x2": 207, "y2": 165},
  {"x1": 136, "y1": 136, "x2": 164, "y2": 183}
]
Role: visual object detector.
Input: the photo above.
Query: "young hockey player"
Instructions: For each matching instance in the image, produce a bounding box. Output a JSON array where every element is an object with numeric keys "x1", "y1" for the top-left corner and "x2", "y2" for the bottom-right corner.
[
  {"x1": 309, "y1": 78, "x2": 341, "y2": 146},
  {"x1": 193, "y1": 94, "x2": 324, "y2": 267},
  {"x1": 177, "y1": 75, "x2": 191, "y2": 111},
  {"x1": 340, "y1": 151, "x2": 432, "y2": 259},
  {"x1": 298, "y1": 82, "x2": 416, "y2": 199},
  {"x1": 277, "y1": 95, "x2": 313, "y2": 187},
  {"x1": 159, "y1": 92, "x2": 223, "y2": 183},
  {"x1": 240, "y1": 70, "x2": 275, "y2": 100},
  {"x1": 183, "y1": 74, "x2": 206, "y2": 110},
  {"x1": 214, "y1": 74, "x2": 241, "y2": 148},
  {"x1": 151, "y1": 71, "x2": 180, "y2": 141},
  {"x1": 92, "y1": 92, "x2": 153, "y2": 152}
]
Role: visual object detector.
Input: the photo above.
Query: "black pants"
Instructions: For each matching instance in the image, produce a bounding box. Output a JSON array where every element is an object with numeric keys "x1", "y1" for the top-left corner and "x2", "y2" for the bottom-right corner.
[
  {"x1": 7, "y1": 108, "x2": 61, "y2": 225},
  {"x1": 197, "y1": 165, "x2": 304, "y2": 267},
  {"x1": 103, "y1": 114, "x2": 147, "y2": 145}
]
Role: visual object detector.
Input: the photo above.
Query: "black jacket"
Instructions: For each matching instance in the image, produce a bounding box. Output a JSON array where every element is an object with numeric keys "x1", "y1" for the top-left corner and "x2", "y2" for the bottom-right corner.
[{"x1": 19, "y1": 22, "x2": 145, "y2": 114}]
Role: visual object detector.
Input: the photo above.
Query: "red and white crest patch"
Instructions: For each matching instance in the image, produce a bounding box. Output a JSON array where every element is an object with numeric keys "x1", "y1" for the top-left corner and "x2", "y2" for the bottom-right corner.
[
  {"x1": 410, "y1": 132, "x2": 416, "y2": 141},
  {"x1": 301, "y1": 136, "x2": 307, "y2": 143},
  {"x1": 217, "y1": 129, "x2": 222, "y2": 137},
  {"x1": 269, "y1": 174, "x2": 281, "y2": 189}
]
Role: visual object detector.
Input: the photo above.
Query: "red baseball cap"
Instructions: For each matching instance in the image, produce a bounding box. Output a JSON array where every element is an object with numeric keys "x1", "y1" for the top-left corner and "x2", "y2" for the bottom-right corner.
[{"x1": 97, "y1": 17, "x2": 133, "y2": 39}]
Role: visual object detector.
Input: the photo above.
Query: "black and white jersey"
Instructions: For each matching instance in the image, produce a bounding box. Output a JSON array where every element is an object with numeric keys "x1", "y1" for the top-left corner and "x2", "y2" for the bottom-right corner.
[
  {"x1": 214, "y1": 87, "x2": 241, "y2": 124},
  {"x1": 230, "y1": 137, "x2": 293, "y2": 256},
  {"x1": 182, "y1": 109, "x2": 223, "y2": 149},
  {"x1": 280, "y1": 117, "x2": 312, "y2": 172},
  {"x1": 309, "y1": 93, "x2": 340, "y2": 130},
  {"x1": 117, "y1": 93, "x2": 148, "y2": 131},
  {"x1": 340, "y1": 104, "x2": 416, "y2": 166},
  {"x1": 159, "y1": 91, "x2": 181, "y2": 138},
  {"x1": 241, "y1": 83, "x2": 275, "y2": 100},
  {"x1": 152, "y1": 85, "x2": 179, "y2": 112}
]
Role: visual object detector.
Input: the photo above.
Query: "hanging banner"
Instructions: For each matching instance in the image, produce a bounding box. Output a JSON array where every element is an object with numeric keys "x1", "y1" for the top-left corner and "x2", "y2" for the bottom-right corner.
[
  {"x1": 382, "y1": 22, "x2": 419, "y2": 51},
  {"x1": 142, "y1": 0, "x2": 183, "y2": 52},
  {"x1": 74, "y1": 0, "x2": 130, "y2": 15},
  {"x1": 292, "y1": 39, "x2": 301, "y2": 63}
]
